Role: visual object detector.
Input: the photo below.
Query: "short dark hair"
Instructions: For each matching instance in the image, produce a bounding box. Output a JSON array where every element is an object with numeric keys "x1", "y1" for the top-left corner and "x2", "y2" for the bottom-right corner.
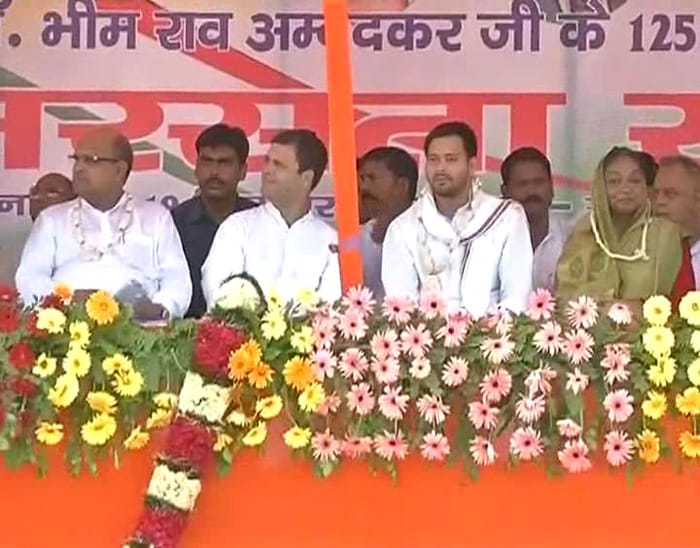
[
  {"x1": 195, "y1": 124, "x2": 250, "y2": 164},
  {"x1": 359, "y1": 146, "x2": 419, "y2": 199},
  {"x1": 603, "y1": 146, "x2": 658, "y2": 186},
  {"x1": 659, "y1": 155, "x2": 700, "y2": 182},
  {"x1": 501, "y1": 147, "x2": 552, "y2": 185},
  {"x1": 112, "y1": 133, "x2": 134, "y2": 178},
  {"x1": 423, "y1": 121, "x2": 478, "y2": 159},
  {"x1": 272, "y1": 129, "x2": 328, "y2": 188}
]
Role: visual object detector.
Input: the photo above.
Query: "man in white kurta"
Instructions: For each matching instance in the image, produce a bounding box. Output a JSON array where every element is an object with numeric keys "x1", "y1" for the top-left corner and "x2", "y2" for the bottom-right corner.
[
  {"x1": 382, "y1": 122, "x2": 532, "y2": 317},
  {"x1": 15, "y1": 128, "x2": 191, "y2": 318},
  {"x1": 202, "y1": 129, "x2": 341, "y2": 305}
]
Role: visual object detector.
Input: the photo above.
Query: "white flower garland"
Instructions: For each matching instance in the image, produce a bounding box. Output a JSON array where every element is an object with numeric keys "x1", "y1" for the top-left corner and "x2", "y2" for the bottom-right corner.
[
  {"x1": 71, "y1": 193, "x2": 134, "y2": 259},
  {"x1": 146, "y1": 464, "x2": 202, "y2": 512},
  {"x1": 590, "y1": 211, "x2": 650, "y2": 262},
  {"x1": 178, "y1": 371, "x2": 231, "y2": 423}
]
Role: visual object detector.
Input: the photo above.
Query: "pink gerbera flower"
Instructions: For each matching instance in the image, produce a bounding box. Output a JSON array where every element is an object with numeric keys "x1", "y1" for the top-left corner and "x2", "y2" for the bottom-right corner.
[
  {"x1": 470, "y1": 436, "x2": 497, "y2": 466},
  {"x1": 338, "y1": 348, "x2": 369, "y2": 382},
  {"x1": 342, "y1": 435, "x2": 373, "y2": 459},
  {"x1": 420, "y1": 431, "x2": 451, "y2": 461},
  {"x1": 468, "y1": 400, "x2": 500, "y2": 430},
  {"x1": 515, "y1": 395, "x2": 546, "y2": 424},
  {"x1": 437, "y1": 313, "x2": 470, "y2": 348},
  {"x1": 556, "y1": 419, "x2": 583, "y2": 438},
  {"x1": 565, "y1": 368, "x2": 590, "y2": 395},
  {"x1": 409, "y1": 356, "x2": 432, "y2": 380},
  {"x1": 317, "y1": 392, "x2": 342, "y2": 416},
  {"x1": 400, "y1": 323, "x2": 433, "y2": 358},
  {"x1": 494, "y1": 312, "x2": 514, "y2": 337},
  {"x1": 374, "y1": 431, "x2": 408, "y2": 461},
  {"x1": 526, "y1": 288, "x2": 556, "y2": 321},
  {"x1": 533, "y1": 321, "x2": 563, "y2": 356},
  {"x1": 370, "y1": 329, "x2": 401, "y2": 361},
  {"x1": 311, "y1": 315, "x2": 336, "y2": 349},
  {"x1": 563, "y1": 329, "x2": 595, "y2": 365},
  {"x1": 338, "y1": 307, "x2": 368, "y2": 341},
  {"x1": 479, "y1": 368, "x2": 512, "y2": 403},
  {"x1": 418, "y1": 289, "x2": 447, "y2": 320},
  {"x1": 417, "y1": 394, "x2": 450, "y2": 425},
  {"x1": 311, "y1": 430, "x2": 341, "y2": 462},
  {"x1": 603, "y1": 430, "x2": 634, "y2": 467},
  {"x1": 378, "y1": 385, "x2": 409, "y2": 420},
  {"x1": 480, "y1": 335, "x2": 515, "y2": 365},
  {"x1": 382, "y1": 295, "x2": 414, "y2": 324},
  {"x1": 601, "y1": 352, "x2": 631, "y2": 386},
  {"x1": 370, "y1": 356, "x2": 401, "y2": 385},
  {"x1": 566, "y1": 295, "x2": 599, "y2": 330},
  {"x1": 342, "y1": 285, "x2": 375, "y2": 316},
  {"x1": 607, "y1": 302, "x2": 633, "y2": 326},
  {"x1": 603, "y1": 389, "x2": 634, "y2": 423},
  {"x1": 524, "y1": 365, "x2": 557, "y2": 396},
  {"x1": 312, "y1": 348, "x2": 337, "y2": 381},
  {"x1": 605, "y1": 342, "x2": 631, "y2": 362},
  {"x1": 442, "y1": 356, "x2": 469, "y2": 387},
  {"x1": 557, "y1": 439, "x2": 592, "y2": 473},
  {"x1": 346, "y1": 383, "x2": 375, "y2": 416},
  {"x1": 510, "y1": 427, "x2": 544, "y2": 461}
]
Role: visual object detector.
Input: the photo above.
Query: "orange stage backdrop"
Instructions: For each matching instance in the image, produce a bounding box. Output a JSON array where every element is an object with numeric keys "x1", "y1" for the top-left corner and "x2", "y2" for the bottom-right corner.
[{"x1": 2, "y1": 431, "x2": 698, "y2": 548}]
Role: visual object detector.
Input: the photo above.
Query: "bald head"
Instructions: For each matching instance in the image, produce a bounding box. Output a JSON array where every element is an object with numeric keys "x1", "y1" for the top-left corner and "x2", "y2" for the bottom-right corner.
[
  {"x1": 29, "y1": 172, "x2": 75, "y2": 220},
  {"x1": 653, "y1": 155, "x2": 700, "y2": 236},
  {"x1": 71, "y1": 127, "x2": 133, "y2": 210}
]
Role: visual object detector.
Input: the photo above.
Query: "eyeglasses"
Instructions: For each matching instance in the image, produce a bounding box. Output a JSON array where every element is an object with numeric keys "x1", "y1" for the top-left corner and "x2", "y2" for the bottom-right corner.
[{"x1": 68, "y1": 154, "x2": 121, "y2": 165}]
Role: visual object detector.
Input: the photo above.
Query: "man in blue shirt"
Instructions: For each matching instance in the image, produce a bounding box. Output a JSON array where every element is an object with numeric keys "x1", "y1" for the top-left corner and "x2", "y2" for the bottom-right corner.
[{"x1": 172, "y1": 124, "x2": 257, "y2": 317}]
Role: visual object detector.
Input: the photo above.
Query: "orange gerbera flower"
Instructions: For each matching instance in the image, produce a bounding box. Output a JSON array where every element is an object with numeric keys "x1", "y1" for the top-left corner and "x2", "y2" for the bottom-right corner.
[
  {"x1": 248, "y1": 362, "x2": 273, "y2": 389},
  {"x1": 283, "y1": 357, "x2": 314, "y2": 391},
  {"x1": 53, "y1": 282, "x2": 73, "y2": 304},
  {"x1": 85, "y1": 291, "x2": 119, "y2": 325},
  {"x1": 228, "y1": 340, "x2": 262, "y2": 381}
]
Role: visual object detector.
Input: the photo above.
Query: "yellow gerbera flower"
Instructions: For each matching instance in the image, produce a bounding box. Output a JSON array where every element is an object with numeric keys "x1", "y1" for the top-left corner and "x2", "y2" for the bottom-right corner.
[
  {"x1": 112, "y1": 367, "x2": 144, "y2": 397},
  {"x1": 679, "y1": 291, "x2": 700, "y2": 327},
  {"x1": 642, "y1": 295, "x2": 671, "y2": 327},
  {"x1": 47, "y1": 373, "x2": 80, "y2": 408},
  {"x1": 636, "y1": 429, "x2": 661, "y2": 463},
  {"x1": 146, "y1": 408, "x2": 173, "y2": 429},
  {"x1": 679, "y1": 431, "x2": 700, "y2": 458},
  {"x1": 81, "y1": 413, "x2": 117, "y2": 446},
  {"x1": 283, "y1": 356, "x2": 314, "y2": 391},
  {"x1": 298, "y1": 382, "x2": 325, "y2": 413},
  {"x1": 228, "y1": 340, "x2": 261, "y2": 381},
  {"x1": 242, "y1": 422, "x2": 267, "y2": 447},
  {"x1": 102, "y1": 353, "x2": 133, "y2": 376},
  {"x1": 642, "y1": 326, "x2": 675, "y2": 359},
  {"x1": 255, "y1": 395, "x2": 283, "y2": 419},
  {"x1": 647, "y1": 356, "x2": 677, "y2": 387},
  {"x1": 641, "y1": 391, "x2": 667, "y2": 420},
  {"x1": 61, "y1": 347, "x2": 91, "y2": 378},
  {"x1": 261, "y1": 309, "x2": 287, "y2": 340},
  {"x1": 688, "y1": 358, "x2": 700, "y2": 386},
  {"x1": 68, "y1": 320, "x2": 91, "y2": 349},
  {"x1": 32, "y1": 353, "x2": 57, "y2": 379},
  {"x1": 691, "y1": 331, "x2": 700, "y2": 354},
  {"x1": 676, "y1": 387, "x2": 700, "y2": 416},
  {"x1": 214, "y1": 431, "x2": 233, "y2": 452},
  {"x1": 266, "y1": 288, "x2": 285, "y2": 311},
  {"x1": 86, "y1": 391, "x2": 117, "y2": 415},
  {"x1": 283, "y1": 426, "x2": 312, "y2": 449},
  {"x1": 53, "y1": 282, "x2": 73, "y2": 304},
  {"x1": 123, "y1": 426, "x2": 150, "y2": 450},
  {"x1": 153, "y1": 392, "x2": 178, "y2": 410},
  {"x1": 85, "y1": 290, "x2": 119, "y2": 325},
  {"x1": 290, "y1": 326, "x2": 315, "y2": 355},
  {"x1": 36, "y1": 307, "x2": 66, "y2": 334},
  {"x1": 295, "y1": 288, "x2": 319, "y2": 310},
  {"x1": 35, "y1": 422, "x2": 64, "y2": 445},
  {"x1": 247, "y1": 362, "x2": 273, "y2": 390}
]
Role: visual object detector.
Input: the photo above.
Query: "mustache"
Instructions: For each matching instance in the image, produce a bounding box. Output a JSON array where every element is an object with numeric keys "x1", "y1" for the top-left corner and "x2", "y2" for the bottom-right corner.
[{"x1": 204, "y1": 177, "x2": 225, "y2": 185}]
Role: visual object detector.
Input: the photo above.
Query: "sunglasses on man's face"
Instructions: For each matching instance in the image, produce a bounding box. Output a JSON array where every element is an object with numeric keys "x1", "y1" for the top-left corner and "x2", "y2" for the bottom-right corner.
[{"x1": 68, "y1": 154, "x2": 121, "y2": 166}]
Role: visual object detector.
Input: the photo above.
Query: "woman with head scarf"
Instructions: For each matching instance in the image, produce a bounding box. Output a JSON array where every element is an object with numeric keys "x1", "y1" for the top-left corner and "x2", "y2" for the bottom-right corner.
[{"x1": 556, "y1": 146, "x2": 694, "y2": 306}]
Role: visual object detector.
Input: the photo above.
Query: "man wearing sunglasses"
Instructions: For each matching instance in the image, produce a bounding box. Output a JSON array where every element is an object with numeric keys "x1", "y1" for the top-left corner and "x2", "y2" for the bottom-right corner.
[{"x1": 15, "y1": 127, "x2": 191, "y2": 319}]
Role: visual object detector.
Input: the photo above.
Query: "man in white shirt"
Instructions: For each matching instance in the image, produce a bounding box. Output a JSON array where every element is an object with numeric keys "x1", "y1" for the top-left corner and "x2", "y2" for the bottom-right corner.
[
  {"x1": 15, "y1": 128, "x2": 192, "y2": 318},
  {"x1": 358, "y1": 147, "x2": 418, "y2": 299},
  {"x1": 381, "y1": 121, "x2": 533, "y2": 317},
  {"x1": 501, "y1": 147, "x2": 572, "y2": 291},
  {"x1": 653, "y1": 155, "x2": 700, "y2": 287},
  {"x1": 202, "y1": 129, "x2": 341, "y2": 306}
]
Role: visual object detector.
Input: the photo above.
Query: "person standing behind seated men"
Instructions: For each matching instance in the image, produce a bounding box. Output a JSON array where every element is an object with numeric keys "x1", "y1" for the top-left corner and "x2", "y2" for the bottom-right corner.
[
  {"x1": 653, "y1": 155, "x2": 700, "y2": 288},
  {"x1": 15, "y1": 127, "x2": 192, "y2": 318},
  {"x1": 501, "y1": 147, "x2": 572, "y2": 291},
  {"x1": 202, "y1": 129, "x2": 341, "y2": 306},
  {"x1": 172, "y1": 124, "x2": 257, "y2": 317},
  {"x1": 381, "y1": 121, "x2": 533, "y2": 317},
  {"x1": 358, "y1": 146, "x2": 418, "y2": 299}
]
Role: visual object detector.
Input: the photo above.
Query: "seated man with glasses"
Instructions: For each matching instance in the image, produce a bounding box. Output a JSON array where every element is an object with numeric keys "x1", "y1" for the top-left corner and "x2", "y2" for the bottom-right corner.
[{"x1": 15, "y1": 127, "x2": 192, "y2": 319}]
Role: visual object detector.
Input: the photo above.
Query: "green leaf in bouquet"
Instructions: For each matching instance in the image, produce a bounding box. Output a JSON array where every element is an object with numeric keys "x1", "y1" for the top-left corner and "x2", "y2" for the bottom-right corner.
[
  {"x1": 3, "y1": 439, "x2": 30, "y2": 469},
  {"x1": 66, "y1": 441, "x2": 82, "y2": 476},
  {"x1": 84, "y1": 446, "x2": 98, "y2": 475},
  {"x1": 36, "y1": 449, "x2": 49, "y2": 478},
  {"x1": 563, "y1": 391, "x2": 582, "y2": 417},
  {"x1": 0, "y1": 436, "x2": 9, "y2": 451}
]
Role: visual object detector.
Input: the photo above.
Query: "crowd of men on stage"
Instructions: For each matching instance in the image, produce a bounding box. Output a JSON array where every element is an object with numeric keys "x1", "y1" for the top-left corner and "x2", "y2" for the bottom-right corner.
[{"x1": 9, "y1": 121, "x2": 700, "y2": 320}]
